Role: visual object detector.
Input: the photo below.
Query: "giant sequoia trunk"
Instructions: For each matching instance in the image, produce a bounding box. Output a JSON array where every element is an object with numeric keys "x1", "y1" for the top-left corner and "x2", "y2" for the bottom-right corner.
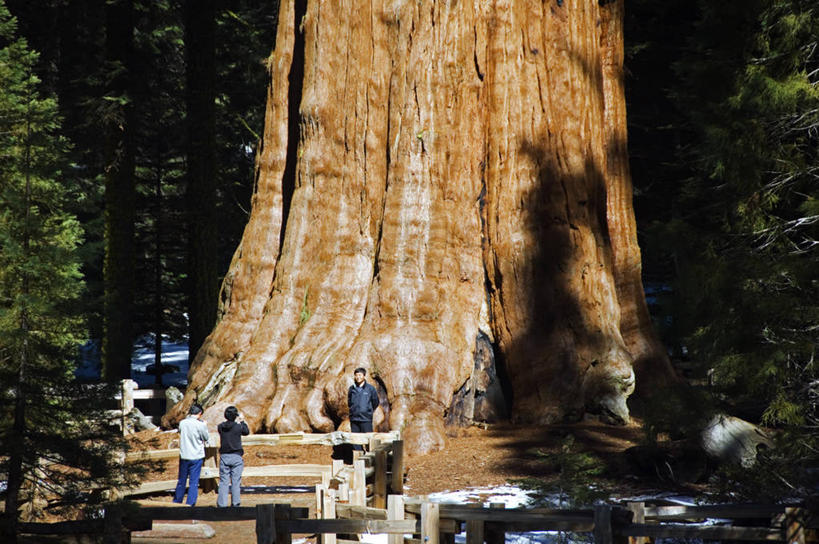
[{"x1": 164, "y1": 0, "x2": 676, "y2": 454}]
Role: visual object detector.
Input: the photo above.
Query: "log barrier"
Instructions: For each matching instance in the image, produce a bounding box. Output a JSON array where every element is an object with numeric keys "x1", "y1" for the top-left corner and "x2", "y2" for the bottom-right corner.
[{"x1": 19, "y1": 499, "x2": 815, "y2": 544}]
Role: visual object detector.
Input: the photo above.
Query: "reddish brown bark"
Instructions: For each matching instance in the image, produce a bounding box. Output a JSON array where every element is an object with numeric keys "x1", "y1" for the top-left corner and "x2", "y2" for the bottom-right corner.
[{"x1": 164, "y1": 0, "x2": 676, "y2": 454}]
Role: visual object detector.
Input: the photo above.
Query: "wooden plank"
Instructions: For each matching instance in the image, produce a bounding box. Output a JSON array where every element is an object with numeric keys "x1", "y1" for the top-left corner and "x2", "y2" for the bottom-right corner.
[
  {"x1": 422, "y1": 502, "x2": 440, "y2": 544},
  {"x1": 133, "y1": 522, "x2": 216, "y2": 539},
  {"x1": 594, "y1": 504, "x2": 613, "y2": 544},
  {"x1": 242, "y1": 464, "x2": 332, "y2": 478},
  {"x1": 374, "y1": 449, "x2": 388, "y2": 509},
  {"x1": 643, "y1": 504, "x2": 787, "y2": 521},
  {"x1": 485, "y1": 502, "x2": 505, "y2": 544},
  {"x1": 132, "y1": 389, "x2": 166, "y2": 400},
  {"x1": 351, "y1": 459, "x2": 366, "y2": 506},
  {"x1": 19, "y1": 520, "x2": 105, "y2": 535},
  {"x1": 620, "y1": 523, "x2": 783, "y2": 541},
  {"x1": 103, "y1": 503, "x2": 124, "y2": 544},
  {"x1": 390, "y1": 440, "x2": 404, "y2": 495},
  {"x1": 404, "y1": 503, "x2": 593, "y2": 524},
  {"x1": 336, "y1": 504, "x2": 388, "y2": 520},
  {"x1": 784, "y1": 507, "x2": 806, "y2": 544},
  {"x1": 316, "y1": 484, "x2": 326, "y2": 519},
  {"x1": 321, "y1": 489, "x2": 337, "y2": 544},
  {"x1": 126, "y1": 448, "x2": 179, "y2": 462},
  {"x1": 281, "y1": 519, "x2": 420, "y2": 534},
  {"x1": 626, "y1": 502, "x2": 649, "y2": 544},
  {"x1": 136, "y1": 505, "x2": 309, "y2": 522},
  {"x1": 276, "y1": 504, "x2": 293, "y2": 544},
  {"x1": 491, "y1": 520, "x2": 594, "y2": 532},
  {"x1": 388, "y1": 495, "x2": 405, "y2": 544},
  {"x1": 466, "y1": 519, "x2": 485, "y2": 544},
  {"x1": 256, "y1": 503, "x2": 275, "y2": 544}
]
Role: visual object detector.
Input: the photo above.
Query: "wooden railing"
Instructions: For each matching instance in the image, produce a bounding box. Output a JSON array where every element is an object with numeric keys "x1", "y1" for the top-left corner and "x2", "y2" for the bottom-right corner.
[
  {"x1": 121, "y1": 430, "x2": 403, "y2": 499},
  {"x1": 18, "y1": 498, "x2": 816, "y2": 544},
  {"x1": 22, "y1": 498, "x2": 814, "y2": 544}
]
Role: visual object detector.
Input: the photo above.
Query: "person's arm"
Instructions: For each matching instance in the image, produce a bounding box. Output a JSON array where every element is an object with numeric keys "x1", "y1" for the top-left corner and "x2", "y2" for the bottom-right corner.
[
  {"x1": 348, "y1": 386, "x2": 353, "y2": 412},
  {"x1": 241, "y1": 421, "x2": 250, "y2": 435},
  {"x1": 199, "y1": 422, "x2": 211, "y2": 444}
]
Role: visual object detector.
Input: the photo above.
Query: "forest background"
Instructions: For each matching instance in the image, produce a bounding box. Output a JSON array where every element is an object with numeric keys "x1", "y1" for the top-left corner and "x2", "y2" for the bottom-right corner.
[{"x1": 0, "y1": 0, "x2": 816, "y2": 513}]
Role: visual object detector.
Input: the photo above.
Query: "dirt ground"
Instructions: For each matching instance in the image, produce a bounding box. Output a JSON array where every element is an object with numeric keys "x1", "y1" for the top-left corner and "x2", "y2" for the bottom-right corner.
[
  {"x1": 130, "y1": 418, "x2": 646, "y2": 494},
  {"x1": 118, "y1": 419, "x2": 648, "y2": 543}
]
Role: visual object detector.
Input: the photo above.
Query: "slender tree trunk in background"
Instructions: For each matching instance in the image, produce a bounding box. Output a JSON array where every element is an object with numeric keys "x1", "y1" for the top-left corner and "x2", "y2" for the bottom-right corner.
[
  {"x1": 184, "y1": 0, "x2": 218, "y2": 362},
  {"x1": 2, "y1": 121, "x2": 34, "y2": 543},
  {"x1": 165, "y1": 0, "x2": 676, "y2": 454},
  {"x1": 154, "y1": 145, "x2": 164, "y2": 385},
  {"x1": 102, "y1": 0, "x2": 136, "y2": 381}
]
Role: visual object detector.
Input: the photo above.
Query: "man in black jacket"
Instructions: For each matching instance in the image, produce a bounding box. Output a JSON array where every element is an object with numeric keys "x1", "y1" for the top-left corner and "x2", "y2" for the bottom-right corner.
[
  {"x1": 217, "y1": 406, "x2": 250, "y2": 507},
  {"x1": 348, "y1": 367, "x2": 379, "y2": 451}
]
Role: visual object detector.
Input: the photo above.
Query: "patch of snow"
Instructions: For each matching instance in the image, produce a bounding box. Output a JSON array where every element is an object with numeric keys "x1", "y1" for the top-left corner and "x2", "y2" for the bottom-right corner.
[
  {"x1": 131, "y1": 334, "x2": 189, "y2": 388},
  {"x1": 0, "y1": 480, "x2": 6, "y2": 493},
  {"x1": 426, "y1": 485, "x2": 538, "y2": 508},
  {"x1": 74, "y1": 334, "x2": 191, "y2": 388},
  {"x1": 360, "y1": 535, "x2": 388, "y2": 544}
]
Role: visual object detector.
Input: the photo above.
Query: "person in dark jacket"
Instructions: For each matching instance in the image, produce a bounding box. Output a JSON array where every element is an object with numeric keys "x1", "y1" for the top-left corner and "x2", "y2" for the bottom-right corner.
[
  {"x1": 217, "y1": 405, "x2": 250, "y2": 507},
  {"x1": 348, "y1": 367, "x2": 379, "y2": 451}
]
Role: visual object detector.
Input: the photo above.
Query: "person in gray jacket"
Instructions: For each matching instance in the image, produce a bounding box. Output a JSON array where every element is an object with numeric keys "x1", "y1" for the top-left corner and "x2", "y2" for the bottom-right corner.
[
  {"x1": 173, "y1": 404, "x2": 210, "y2": 506},
  {"x1": 217, "y1": 406, "x2": 250, "y2": 507}
]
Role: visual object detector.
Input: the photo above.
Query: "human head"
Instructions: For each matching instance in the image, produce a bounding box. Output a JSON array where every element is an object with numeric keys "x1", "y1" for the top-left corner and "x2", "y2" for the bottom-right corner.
[
  {"x1": 224, "y1": 405, "x2": 239, "y2": 421},
  {"x1": 189, "y1": 404, "x2": 203, "y2": 416},
  {"x1": 354, "y1": 367, "x2": 366, "y2": 384}
]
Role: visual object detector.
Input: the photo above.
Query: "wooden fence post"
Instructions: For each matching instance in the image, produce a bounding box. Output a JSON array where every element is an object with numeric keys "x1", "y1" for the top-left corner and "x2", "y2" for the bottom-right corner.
[
  {"x1": 387, "y1": 494, "x2": 405, "y2": 544},
  {"x1": 275, "y1": 504, "x2": 292, "y2": 544},
  {"x1": 256, "y1": 503, "x2": 275, "y2": 544},
  {"x1": 626, "y1": 502, "x2": 648, "y2": 544},
  {"x1": 390, "y1": 440, "x2": 404, "y2": 495},
  {"x1": 120, "y1": 379, "x2": 136, "y2": 436},
  {"x1": 784, "y1": 507, "x2": 806, "y2": 544},
  {"x1": 316, "y1": 484, "x2": 325, "y2": 520},
  {"x1": 103, "y1": 503, "x2": 126, "y2": 544},
  {"x1": 594, "y1": 504, "x2": 613, "y2": 544},
  {"x1": 421, "y1": 502, "x2": 440, "y2": 544},
  {"x1": 322, "y1": 489, "x2": 337, "y2": 544},
  {"x1": 485, "y1": 502, "x2": 505, "y2": 544},
  {"x1": 467, "y1": 519, "x2": 485, "y2": 544},
  {"x1": 201, "y1": 446, "x2": 219, "y2": 493},
  {"x1": 351, "y1": 459, "x2": 366, "y2": 506},
  {"x1": 374, "y1": 449, "x2": 388, "y2": 509}
]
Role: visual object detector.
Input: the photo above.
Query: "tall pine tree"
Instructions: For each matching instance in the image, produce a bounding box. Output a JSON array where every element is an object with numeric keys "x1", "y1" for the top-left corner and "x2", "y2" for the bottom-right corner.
[
  {"x1": 0, "y1": 3, "x2": 138, "y2": 538},
  {"x1": 631, "y1": 0, "x2": 818, "y2": 499}
]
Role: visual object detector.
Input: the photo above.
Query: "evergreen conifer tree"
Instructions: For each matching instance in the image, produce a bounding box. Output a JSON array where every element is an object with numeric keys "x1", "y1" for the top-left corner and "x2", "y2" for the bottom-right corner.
[
  {"x1": 0, "y1": 3, "x2": 140, "y2": 538},
  {"x1": 635, "y1": 0, "x2": 818, "y2": 499}
]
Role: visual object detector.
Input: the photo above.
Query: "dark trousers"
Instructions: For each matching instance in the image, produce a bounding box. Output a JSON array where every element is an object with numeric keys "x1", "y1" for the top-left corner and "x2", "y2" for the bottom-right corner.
[
  {"x1": 173, "y1": 457, "x2": 204, "y2": 505},
  {"x1": 350, "y1": 419, "x2": 373, "y2": 451}
]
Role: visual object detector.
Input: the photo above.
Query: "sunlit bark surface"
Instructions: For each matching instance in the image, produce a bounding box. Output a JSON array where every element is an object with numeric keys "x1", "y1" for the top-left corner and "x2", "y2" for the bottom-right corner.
[{"x1": 163, "y1": 0, "x2": 676, "y2": 454}]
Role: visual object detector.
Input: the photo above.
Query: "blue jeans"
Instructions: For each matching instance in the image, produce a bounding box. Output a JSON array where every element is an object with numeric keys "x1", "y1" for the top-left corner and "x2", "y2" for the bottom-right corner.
[
  {"x1": 217, "y1": 453, "x2": 244, "y2": 507},
  {"x1": 173, "y1": 457, "x2": 204, "y2": 506}
]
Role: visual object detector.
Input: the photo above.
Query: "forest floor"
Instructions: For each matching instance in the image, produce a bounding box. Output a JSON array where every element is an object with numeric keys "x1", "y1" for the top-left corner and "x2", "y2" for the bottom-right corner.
[{"x1": 118, "y1": 419, "x2": 665, "y2": 544}]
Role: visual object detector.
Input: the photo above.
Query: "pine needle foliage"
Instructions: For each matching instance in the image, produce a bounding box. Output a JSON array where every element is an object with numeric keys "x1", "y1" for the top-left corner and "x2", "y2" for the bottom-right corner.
[
  {"x1": 0, "y1": 2, "x2": 143, "y2": 537},
  {"x1": 512, "y1": 435, "x2": 608, "y2": 508},
  {"x1": 634, "y1": 0, "x2": 818, "y2": 500}
]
